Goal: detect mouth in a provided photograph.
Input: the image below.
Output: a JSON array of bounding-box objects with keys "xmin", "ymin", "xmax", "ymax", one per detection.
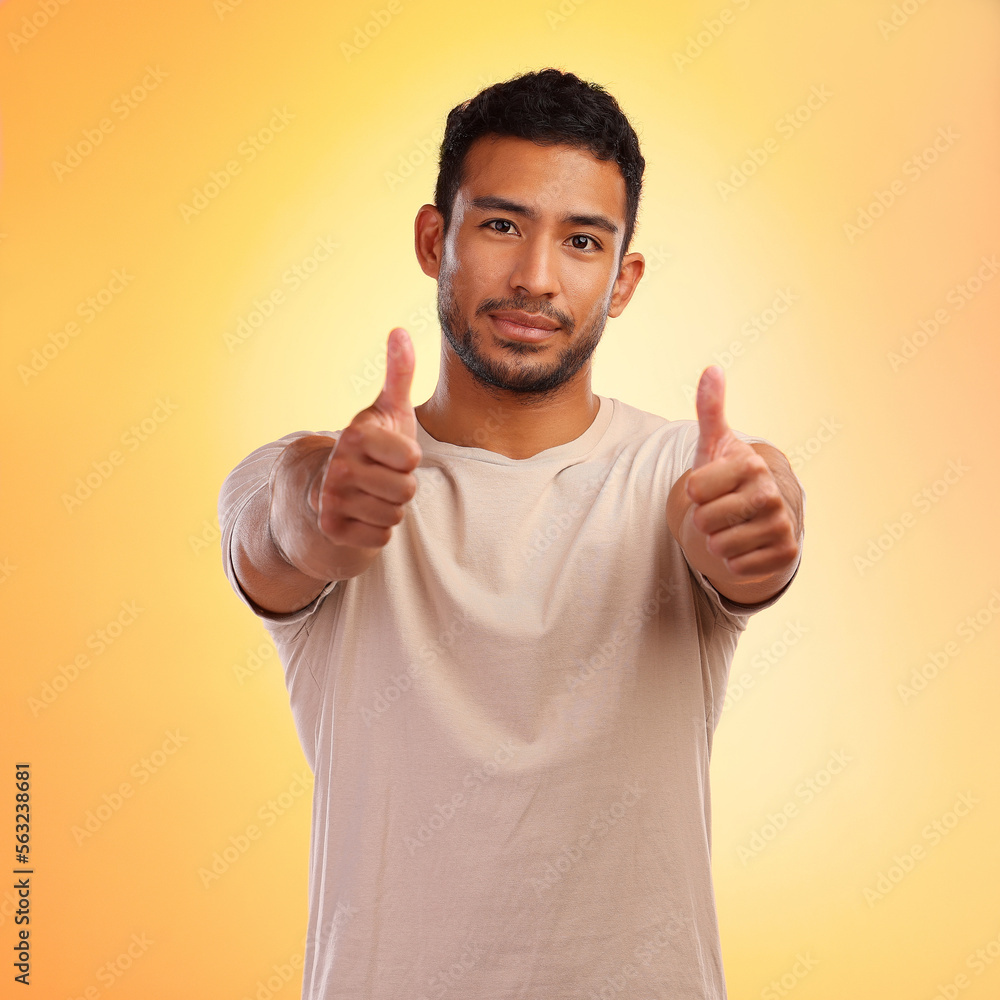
[{"xmin": 488, "ymin": 311, "xmax": 561, "ymax": 343}]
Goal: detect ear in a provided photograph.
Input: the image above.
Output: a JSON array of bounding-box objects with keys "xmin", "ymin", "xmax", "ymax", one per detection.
[
  {"xmin": 607, "ymin": 251, "xmax": 644, "ymax": 318},
  {"xmin": 414, "ymin": 204, "xmax": 445, "ymax": 279}
]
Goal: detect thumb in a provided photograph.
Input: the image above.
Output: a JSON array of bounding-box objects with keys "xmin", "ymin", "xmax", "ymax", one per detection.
[
  {"xmin": 692, "ymin": 364, "xmax": 729, "ymax": 469},
  {"xmin": 373, "ymin": 327, "xmax": 416, "ymax": 439}
]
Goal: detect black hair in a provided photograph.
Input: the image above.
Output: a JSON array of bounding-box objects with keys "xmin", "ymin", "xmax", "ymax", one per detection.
[{"xmin": 433, "ymin": 68, "xmax": 645, "ymax": 264}]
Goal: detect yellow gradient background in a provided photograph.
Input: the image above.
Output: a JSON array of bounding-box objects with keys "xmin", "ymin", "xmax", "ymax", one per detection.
[{"xmin": 2, "ymin": 0, "xmax": 999, "ymax": 997}]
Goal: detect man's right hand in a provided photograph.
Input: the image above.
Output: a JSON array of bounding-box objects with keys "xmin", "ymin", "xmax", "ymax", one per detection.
[
  {"xmin": 231, "ymin": 328, "xmax": 421, "ymax": 615},
  {"xmin": 307, "ymin": 326, "xmax": 422, "ymax": 553}
]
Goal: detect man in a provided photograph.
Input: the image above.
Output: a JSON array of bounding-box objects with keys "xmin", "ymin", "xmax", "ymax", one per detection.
[{"xmin": 219, "ymin": 68, "xmax": 804, "ymax": 999}]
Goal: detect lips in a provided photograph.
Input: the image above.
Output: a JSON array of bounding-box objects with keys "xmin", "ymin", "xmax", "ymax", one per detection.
[{"xmin": 488, "ymin": 310, "xmax": 560, "ymax": 342}]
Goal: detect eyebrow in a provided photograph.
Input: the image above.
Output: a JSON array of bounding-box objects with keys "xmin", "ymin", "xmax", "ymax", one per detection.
[{"xmin": 469, "ymin": 195, "xmax": 620, "ymax": 237}]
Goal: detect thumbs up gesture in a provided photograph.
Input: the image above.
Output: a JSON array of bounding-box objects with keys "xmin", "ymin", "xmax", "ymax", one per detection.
[
  {"xmin": 678, "ymin": 365, "xmax": 800, "ymax": 586},
  {"xmin": 310, "ymin": 327, "xmax": 422, "ymax": 553},
  {"xmin": 259, "ymin": 328, "xmax": 422, "ymax": 599}
]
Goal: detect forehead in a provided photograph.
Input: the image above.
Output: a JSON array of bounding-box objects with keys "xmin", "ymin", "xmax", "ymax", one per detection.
[{"xmin": 456, "ymin": 134, "xmax": 626, "ymax": 223}]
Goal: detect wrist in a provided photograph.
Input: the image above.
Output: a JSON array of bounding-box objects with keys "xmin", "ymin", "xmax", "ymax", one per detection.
[{"xmin": 268, "ymin": 436, "xmax": 337, "ymax": 580}]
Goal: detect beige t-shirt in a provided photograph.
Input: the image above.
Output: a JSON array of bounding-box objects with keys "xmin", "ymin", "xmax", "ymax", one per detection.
[{"xmin": 218, "ymin": 394, "xmax": 803, "ymax": 999}]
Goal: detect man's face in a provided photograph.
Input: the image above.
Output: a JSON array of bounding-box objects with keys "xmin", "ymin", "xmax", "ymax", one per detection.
[{"xmin": 433, "ymin": 135, "xmax": 636, "ymax": 397}]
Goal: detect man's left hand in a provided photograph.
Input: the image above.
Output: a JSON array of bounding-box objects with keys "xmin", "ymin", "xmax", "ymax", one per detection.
[{"xmin": 668, "ymin": 365, "xmax": 802, "ymax": 602}]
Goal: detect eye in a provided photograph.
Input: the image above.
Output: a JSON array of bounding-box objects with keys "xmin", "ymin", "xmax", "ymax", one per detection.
[
  {"xmin": 482, "ymin": 218, "xmax": 519, "ymax": 236},
  {"xmin": 568, "ymin": 233, "xmax": 601, "ymax": 252}
]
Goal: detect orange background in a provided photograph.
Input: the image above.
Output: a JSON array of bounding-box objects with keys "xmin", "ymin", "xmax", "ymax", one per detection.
[{"xmin": 2, "ymin": 1, "xmax": 999, "ymax": 997}]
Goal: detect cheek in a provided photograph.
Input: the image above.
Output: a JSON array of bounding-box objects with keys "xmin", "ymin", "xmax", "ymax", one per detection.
[
  {"xmin": 446, "ymin": 236, "xmax": 482, "ymax": 288},
  {"xmin": 567, "ymin": 270, "xmax": 615, "ymax": 322}
]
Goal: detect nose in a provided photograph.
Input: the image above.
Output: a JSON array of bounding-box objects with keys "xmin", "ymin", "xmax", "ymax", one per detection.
[{"xmin": 508, "ymin": 234, "xmax": 561, "ymax": 300}]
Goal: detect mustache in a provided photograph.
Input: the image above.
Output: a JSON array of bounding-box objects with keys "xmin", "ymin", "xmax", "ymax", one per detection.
[{"xmin": 476, "ymin": 296, "xmax": 574, "ymax": 333}]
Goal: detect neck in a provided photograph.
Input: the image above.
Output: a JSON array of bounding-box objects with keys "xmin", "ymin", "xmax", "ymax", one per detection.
[{"xmin": 414, "ymin": 353, "xmax": 600, "ymax": 460}]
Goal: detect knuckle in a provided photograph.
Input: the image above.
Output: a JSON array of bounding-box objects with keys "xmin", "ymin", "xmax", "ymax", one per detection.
[
  {"xmin": 327, "ymin": 456, "xmax": 352, "ymax": 486},
  {"xmin": 780, "ymin": 538, "xmax": 800, "ymax": 562},
  {"xmin": 754, "ymin": 488, "xmax": 780, "ymax": 512}
]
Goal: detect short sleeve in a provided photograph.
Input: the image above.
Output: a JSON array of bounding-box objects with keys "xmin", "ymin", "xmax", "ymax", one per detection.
[
  {"xmin": 217, "ymin": 429, "xmax": 342, "ymax": 631},
  {"xmin": 676, "ymin": 420, "xmax": 806, "ymax": 627}
]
